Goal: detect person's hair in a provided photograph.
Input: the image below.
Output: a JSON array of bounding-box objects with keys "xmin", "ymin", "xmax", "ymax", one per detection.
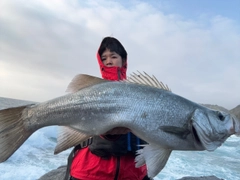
[{"xmin": 98, "ymin": 37, "xmax": 127, "ymax": 64}]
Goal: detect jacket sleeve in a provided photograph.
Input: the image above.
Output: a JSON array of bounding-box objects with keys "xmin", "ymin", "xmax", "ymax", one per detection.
[{"xmin": 100, "ymin": 134, "xmax": 121, "ymax": 141}]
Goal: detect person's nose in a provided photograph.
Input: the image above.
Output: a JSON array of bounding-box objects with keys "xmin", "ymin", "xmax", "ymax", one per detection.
[{"xmin": 105, "ymin": 57, "xmax": 113, "ymax": 66}]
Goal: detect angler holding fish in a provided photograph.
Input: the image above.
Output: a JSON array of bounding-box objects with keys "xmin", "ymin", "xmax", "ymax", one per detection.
[
  {"xmin": 0, "ymin": 37, "xmax": 240, "ymax": 179},
  {"xmin": 63, "ymin": 37, "xmax": 150, "ymax": 180}
]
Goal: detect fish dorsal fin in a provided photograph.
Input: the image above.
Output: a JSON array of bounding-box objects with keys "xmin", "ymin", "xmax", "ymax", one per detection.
[
  {"xmin": 66, "ymin": 74, "xmax": 107, "ymax": 93},
  {"xmin": 125, "ymin": 71, "xmax": 171, "ymax": 91}
]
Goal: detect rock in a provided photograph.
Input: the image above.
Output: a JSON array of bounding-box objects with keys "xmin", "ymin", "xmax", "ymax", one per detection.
[
  {"xmin": 177, "ymin": 176, "xmax": 224, "ymax": 180},
  {"xmin": 202, "ymin": 103, "xmax": 240, "ymax": 121},
  {"xmin": 38, "ymin": 166, "xmax": 224, "ymax": 180},
  {"xmin": 230, "ymin": 105, "xmax": 240, "ymax": 120},
  {"xmin": 38, "ymin": 166, "xmax": 67, "ymax": 180},
  {"xmin": 201, "ymin": 104, "xmax": 230, "ymax": 113}
]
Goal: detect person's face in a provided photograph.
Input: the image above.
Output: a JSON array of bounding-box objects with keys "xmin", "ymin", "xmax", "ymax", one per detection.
[{"xmin": 101, "ymin": 49, "xmax": 122, "ymax": 67}]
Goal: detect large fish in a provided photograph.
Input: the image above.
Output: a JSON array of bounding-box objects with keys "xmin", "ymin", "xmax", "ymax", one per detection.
[{"xmin": 0, "ymin": 72, "xmax": 239, "ymax": 178}]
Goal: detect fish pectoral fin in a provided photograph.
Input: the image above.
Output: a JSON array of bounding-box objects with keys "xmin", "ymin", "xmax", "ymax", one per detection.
[
  {"xmin": 159, "ymin": 125, "xmax": 190, "ymax": 138},
  {"xmin": 66, "ymin": 74, "xmax": 108, "ymax": 93},
  {"xmin": 54, "ymin": 126, "xmax": 91, "ymax": 154},
  {"xmin": 135, "ymin": 144, "xmax": 172, "ymax": 178}
]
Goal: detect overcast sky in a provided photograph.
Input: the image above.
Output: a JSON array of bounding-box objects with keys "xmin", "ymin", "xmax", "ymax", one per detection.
[{"xmin": 0, "ymin": 0, "xmax": 240, "ymax": 110}]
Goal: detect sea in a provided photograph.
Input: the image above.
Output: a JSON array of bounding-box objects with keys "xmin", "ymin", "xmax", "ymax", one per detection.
[{"xmin": 0, "ymin": 97, "xmax": 239, "ymax": 180}]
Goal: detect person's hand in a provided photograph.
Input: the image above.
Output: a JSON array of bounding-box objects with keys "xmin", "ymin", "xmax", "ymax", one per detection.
[{"xmin": 104, "ymin": 127, "xmax": 131, "ymax": 135}]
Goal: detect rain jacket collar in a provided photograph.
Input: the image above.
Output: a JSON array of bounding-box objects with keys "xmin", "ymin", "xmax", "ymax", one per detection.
[{"xmin": 97, "ymin": 51, "xmax": 127, "ymax": 81}]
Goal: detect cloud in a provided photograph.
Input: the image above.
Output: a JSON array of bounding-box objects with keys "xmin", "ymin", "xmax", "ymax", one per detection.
[{"xmin": 0, "ymin": 0, "xmax": 239, "ymax": 109}]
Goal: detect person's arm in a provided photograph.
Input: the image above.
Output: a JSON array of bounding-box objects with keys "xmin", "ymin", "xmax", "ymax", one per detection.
[{"xmin": 101, "ymin": 127, "xmax": 131, "ymax": 140}]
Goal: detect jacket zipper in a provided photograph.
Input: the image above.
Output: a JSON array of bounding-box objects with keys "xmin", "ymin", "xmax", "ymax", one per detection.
[
  {"xmin": 114, "ymin": 156, "xmax": 120, "ymax": 180},
  {"xmin": 114, "ymin": 68, "xmax": 121, "ymax": 180}
]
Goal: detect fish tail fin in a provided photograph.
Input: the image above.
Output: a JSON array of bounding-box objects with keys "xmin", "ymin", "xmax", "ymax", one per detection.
[{"xmin": 0, "ymin": 106, "xmax": 32, "ymax": 162}]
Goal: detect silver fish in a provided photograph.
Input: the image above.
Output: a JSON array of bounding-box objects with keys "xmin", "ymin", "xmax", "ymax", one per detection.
[{"xmin": 0, "ymin": 72, "xmax": 239, "ymax": 178}]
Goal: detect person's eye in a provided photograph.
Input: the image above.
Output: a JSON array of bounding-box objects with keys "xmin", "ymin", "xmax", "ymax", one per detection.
[{"xmin": 102, "ymin": 58, "xmax": 106, "ymax": 61}]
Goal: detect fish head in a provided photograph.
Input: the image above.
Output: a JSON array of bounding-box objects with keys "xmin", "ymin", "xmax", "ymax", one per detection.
[{"xmin": 191, "ymin": 108, "xmax": 240, "ymax": 151}]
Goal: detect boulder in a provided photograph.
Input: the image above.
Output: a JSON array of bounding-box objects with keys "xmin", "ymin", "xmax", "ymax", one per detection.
[
  {"xmin": 38, "ymin": 166, "xmax": 67, "ymax": 180},
  {"xmin": 230, "ymin": 105, "xmax": 240, "ymax": 120},
  {"xmin": 177, "ymin": 176, "xmax": 223, "ymax": 180},
  {"xmin": 38, "ymin": 166, "xmax": 224, "ymax": 180}
]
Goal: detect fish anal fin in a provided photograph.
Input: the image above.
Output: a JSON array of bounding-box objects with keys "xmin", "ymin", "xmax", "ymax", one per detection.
[
  {"xmin": 54, "ymin": 126, "xmax": 91, "ymax": 154},
  {"xmin": 135, "ymin": 144, "xmax": 172, "ymax": 178},
  {"xmin": 66, "ymin": 74, "xmax": 108, "ymax": 93}
]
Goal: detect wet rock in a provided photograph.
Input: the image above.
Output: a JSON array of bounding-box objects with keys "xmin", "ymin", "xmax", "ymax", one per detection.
[
  {"xmin": 177, "ymin": 176, "xmax": 224, "ymax": 180},
  {"xmin": 38, "ymin": 166, "xmax": 67, "ymax": 180},
  {"xmin": 38, "ymin": 166, "xmax": 224, "ymax": 180}
]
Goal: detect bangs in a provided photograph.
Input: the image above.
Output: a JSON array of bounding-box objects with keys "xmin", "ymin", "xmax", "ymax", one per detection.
[{"xmin": 98, "ymin": 37, "xmax": 127, "ymax": 61}]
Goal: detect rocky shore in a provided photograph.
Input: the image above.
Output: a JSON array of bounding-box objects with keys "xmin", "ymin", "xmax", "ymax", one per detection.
[{"xmin": 38, "ymin": 165, "xmax": 224, "ymax": 180}]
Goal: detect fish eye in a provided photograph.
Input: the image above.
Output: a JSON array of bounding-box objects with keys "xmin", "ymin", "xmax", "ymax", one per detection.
[{"xmin": 217, "ymin": 111, "xmax": 225, "ymax": 121}]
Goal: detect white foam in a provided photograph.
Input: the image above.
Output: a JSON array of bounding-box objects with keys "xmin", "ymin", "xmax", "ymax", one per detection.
[{"xmin": 0, "ymin": 127, "xmax": 71, "ymax": 180}]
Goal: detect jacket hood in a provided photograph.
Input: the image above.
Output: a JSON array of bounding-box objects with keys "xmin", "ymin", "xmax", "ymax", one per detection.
[{"xmin": 97, "ymin": 51, "xmax": 127, "ymax": 81}]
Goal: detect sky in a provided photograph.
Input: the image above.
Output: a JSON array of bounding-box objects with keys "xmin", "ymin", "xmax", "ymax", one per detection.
[{"xmin": 0, "ymin": 0, "xmax": 240, "ymax": 110}]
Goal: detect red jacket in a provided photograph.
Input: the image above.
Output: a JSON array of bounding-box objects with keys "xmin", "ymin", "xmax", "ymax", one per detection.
[{"xmin": 70, "ymin": 52, "xmax": 147, "ymax": 180}]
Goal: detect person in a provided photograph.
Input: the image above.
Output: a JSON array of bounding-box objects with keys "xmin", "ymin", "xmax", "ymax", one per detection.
[{"xmin": 65, "ymin": 37, "xmax": 150, "ymax": 180}]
